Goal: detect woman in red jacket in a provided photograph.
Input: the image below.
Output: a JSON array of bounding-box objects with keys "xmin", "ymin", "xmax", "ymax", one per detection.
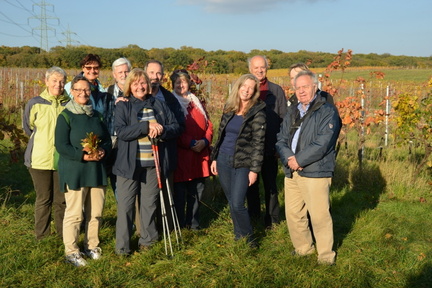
[{"xmin": 170, "ymin": 71, "xmax": 213, "ymax": 230}]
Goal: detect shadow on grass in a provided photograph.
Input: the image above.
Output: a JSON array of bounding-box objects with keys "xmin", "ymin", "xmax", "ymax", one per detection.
[
  {"xmin": 202, "ymin": 168, "xmax": 289, "ymax": 243},
  {"xmin": 199, "ymin": 176, "xmax": 228, "ymax": 229},
  {"xmin": 0, "ymin": 152, "xmax": 34, "ymax": 208},
  {"xmin": 405, "ymin": 260, "xmax": 432, "ymax": 288},
  {"xmin": 332, "ymin": 160, "xmax": 387, "ymax": 250}
]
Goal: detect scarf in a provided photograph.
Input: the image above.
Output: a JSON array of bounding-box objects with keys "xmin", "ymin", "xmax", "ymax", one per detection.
[
  {"xmin": 65, "ymin": 97, "xmax": 94, "ymax": 117},
  {"xmin": 172, "ymin": 91, "xmax": 207, "ymax": 121}
]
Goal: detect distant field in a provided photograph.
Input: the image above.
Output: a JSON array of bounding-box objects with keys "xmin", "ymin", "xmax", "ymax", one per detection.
[
  {"xmin": 268, "ymin": 67, "xmax": 432, "ymax": 82},
  {"xmin": 1, "ymin": 67, "xmax": 430, "ymax": 111}
]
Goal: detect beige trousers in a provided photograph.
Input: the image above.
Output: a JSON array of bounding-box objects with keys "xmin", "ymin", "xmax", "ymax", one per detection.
[
  {"xmin": 284, "ymin": 173, "xmax": 336, "ymax": 264},
  {"xmin": 63, "ymin": 185, "xmax": 105, "ymax": 256}
]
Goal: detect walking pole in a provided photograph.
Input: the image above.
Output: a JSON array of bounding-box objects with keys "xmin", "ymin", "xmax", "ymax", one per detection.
[
  {"xmin": 165, "ymin": 177, "xmax": 183, "ymax": 246},
  {"xmin": 150, "ymin": 137, "xmax": 173, "ymax": 257}
]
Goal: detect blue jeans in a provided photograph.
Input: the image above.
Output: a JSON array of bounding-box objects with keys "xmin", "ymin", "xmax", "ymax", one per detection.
[{"xmin": 216, "ymin": 152, "xmax": 253, "ymax": 240}]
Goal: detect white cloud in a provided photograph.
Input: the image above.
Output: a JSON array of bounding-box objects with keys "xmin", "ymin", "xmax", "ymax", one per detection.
[{"xmin": 178, "ymin": 0, "xmax": 301, "ymax": 14}]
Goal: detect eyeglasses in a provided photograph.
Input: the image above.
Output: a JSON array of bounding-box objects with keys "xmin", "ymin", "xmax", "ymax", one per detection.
[
  {"xmin": 84, "ymin": 66, "xmax": 100, "ymax": 71},
  {"xmin": 72, "ymin": 88, "xmax": 91, "ymax": 94}
]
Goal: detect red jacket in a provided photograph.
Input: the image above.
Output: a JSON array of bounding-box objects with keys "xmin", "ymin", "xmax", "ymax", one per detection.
[{"xmin": 174, "ymin": 101, "xmax": 213, "ymax": 182}]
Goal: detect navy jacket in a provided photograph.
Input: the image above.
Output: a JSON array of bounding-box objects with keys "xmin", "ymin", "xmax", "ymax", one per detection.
[
  {"xmin": 113, "ymin": 95, "xmax": 182, "ymax": 179},
  {"xmin": 276, "ymin": 94, "xmax": 341, "ymax": 178}
]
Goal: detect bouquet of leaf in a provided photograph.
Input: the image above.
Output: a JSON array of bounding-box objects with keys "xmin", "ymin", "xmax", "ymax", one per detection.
[{"xmin": 81, "ymin": 132, "xmax": 101, "ymax": 157}]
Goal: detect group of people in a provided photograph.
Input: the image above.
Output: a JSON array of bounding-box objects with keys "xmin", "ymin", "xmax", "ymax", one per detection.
[{"xmin": 23, "ymin": 53, "xmax": 341, "ymax": 267}]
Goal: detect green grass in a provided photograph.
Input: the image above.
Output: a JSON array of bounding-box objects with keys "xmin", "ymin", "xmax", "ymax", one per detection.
[
  {"xmin": 1, "ymin": 141, "xmax": 432, "ymax": 287},
  {"xmin": 324, "ymin": 68, "xmax": 432, "ymax": 82}
]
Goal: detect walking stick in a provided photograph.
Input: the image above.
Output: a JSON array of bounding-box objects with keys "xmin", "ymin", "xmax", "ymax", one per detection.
[
  {"xmin": 150, "ymin": 137, "xmax": 173, "ymax": 257},
  {"xmin": 165, "ymin": 177, "xmax": 183, "ymax": 246}
]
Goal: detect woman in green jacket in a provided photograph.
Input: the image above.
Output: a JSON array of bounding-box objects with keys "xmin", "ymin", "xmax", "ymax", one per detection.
[{"xmin": 55, "ymin": 75, "xmax": 111, "ymax": 267}]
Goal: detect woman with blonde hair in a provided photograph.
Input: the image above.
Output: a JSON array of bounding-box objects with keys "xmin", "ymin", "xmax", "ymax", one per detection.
[
  {"xmin": 210, "ymin": 74, "xmax": 266, "ymax": 246},
  {"xmin": 113, "ymin": 68, "xmax": 181, "ymax": 255}
]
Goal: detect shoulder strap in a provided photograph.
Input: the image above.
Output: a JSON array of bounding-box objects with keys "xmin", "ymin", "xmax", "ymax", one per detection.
[
  {"xmin": 60, "ymin": 110, "xmax": 70, "ymax": 125},
  {"xmin": 289, "ymin": 99, "xmax": 324, "ymax": 135}
]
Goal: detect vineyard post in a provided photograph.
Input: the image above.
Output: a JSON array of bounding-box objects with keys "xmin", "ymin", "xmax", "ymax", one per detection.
[
  {"xmin": 318, "ymin": 74, "xmax": 322, "ymax": 90},
  {"xmin": 385, "ymin": 85, "xmax": 390, "ymax": 146},
  {"xmin": 206, "ymin": 79, "xmax": 212, "ymax": 96},
  {"xmin": 0, "ymin": 69, "xmax": 2, "ymax": 105},
  {"xmin": 15, "ymin": 73, "xmax": 19, "ymax": 106},
  {"xmin": 20, "ymin": 81, "xmax": 24, "ymax": 129},
  {"xmin": 359, "ymin": 83, "xmax": 365, "ymax": 166}
]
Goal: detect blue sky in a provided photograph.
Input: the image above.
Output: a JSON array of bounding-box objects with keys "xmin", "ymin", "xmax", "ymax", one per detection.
[{"xmin": 0, "ymin": 0, "xmax": 431, "ymax": 57}]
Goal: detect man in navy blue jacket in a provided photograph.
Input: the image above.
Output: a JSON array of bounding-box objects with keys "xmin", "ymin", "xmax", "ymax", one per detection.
[{"xmin": 276, "ymin": 70, "xmax": 341, "ymax": 265}]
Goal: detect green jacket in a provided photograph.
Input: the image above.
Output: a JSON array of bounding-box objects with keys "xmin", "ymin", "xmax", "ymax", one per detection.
[
  {"xmin": 55, "ymin": 109, "xmax": 112, "ymax": 192},
  {"xmin": 24, "ymin": 89, "xmax": 70, "ymax": 170}
]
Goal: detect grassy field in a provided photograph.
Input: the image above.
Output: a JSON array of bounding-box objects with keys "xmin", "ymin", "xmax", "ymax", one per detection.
[
  {"xmin": 1, "ymin": 132, "xmax": 432, "ymax": 287},
  {"xmin": 268, "ymin": 67, "xmax": 432, "ymax": 82},
  {"xmin": 1, "ymin": 66, "xmax": 431, "ymax": 287}
]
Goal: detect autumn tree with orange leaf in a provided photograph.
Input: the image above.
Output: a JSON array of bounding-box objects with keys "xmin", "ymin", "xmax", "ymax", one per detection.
[{"xmin": 319, "ymin": 49, "xmax": 386, "ymax": 163}]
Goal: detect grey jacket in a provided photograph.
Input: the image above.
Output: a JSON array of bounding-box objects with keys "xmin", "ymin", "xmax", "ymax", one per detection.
[{"xmin": 276, "ymin": 95, "xmax": 341, "ymax": 178}]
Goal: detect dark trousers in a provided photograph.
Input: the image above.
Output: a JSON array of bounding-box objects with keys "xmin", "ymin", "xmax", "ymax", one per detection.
[
  {"xmin": 28, "ymin": 168, "xmax": 65, "ymax": 239},
  {"xmin": 174, "ymin": 178, "xmax": 205, "ymax": 230},
  {"xmin": 115, "ymin": 167, "xmax": 159, "ymax": 254},
  {"xmin": 246, "ymin": 154, "xmax": 280, "ymax": 227}
]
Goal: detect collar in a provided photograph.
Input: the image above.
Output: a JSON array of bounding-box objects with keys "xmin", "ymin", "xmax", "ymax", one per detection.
[
  {"xmin": 297, "ymin": 94, "xmax": 318, "ymax": 116},
  {"xmin": 259, "ymin": 77, "xmax": 268, "ymax": 87}
]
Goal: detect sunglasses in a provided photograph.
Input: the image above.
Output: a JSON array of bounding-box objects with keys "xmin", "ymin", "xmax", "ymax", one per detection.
[{"xmin": 84, "ymin": 66, "xmax": 100, "ymax": 71}]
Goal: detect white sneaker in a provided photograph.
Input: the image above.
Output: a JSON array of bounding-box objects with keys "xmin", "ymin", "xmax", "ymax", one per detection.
[
  {"xmin": 85, "ymin": 247, "xmax": 102, "ymax": 260},
  {"xmin": 65, "ymin": 252, "xmax": 87, "ymax": 267}
]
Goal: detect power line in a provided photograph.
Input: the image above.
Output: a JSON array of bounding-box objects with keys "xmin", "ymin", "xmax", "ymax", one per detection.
[
  {"xmin": 7, "ymin": 0, "xmax": 37, "ymax": 16},
  {"xmin": 59, "ymin": 24, "xmax": 80, "ymax": 47},
  {"xmin": 0, "ymin": 11, "xmax": 35, "ymax": 35},
  {"xmin": 28, "ymin": 0, "xmax": 59, "ymax": 52},
  {"xmin": 2, "ymin": 0, "xmax": 85, "ymax": 49}
]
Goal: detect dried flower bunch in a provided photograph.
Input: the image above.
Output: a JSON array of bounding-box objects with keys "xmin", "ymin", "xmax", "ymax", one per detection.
[{"xmin": 81, "ymin": 132, "xmax": 101, "ymax": 156}]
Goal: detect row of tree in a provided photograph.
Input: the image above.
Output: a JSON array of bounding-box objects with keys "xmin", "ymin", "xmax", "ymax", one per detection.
[{"xmin": 1, "ymin": 45, "xmax": 431, "ymax": 74}]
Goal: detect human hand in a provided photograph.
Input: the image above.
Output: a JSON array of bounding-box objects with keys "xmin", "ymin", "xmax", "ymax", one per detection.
[
  {"xmin": 83, "ymin": 148, "xmax": 105, "ymax": 162},
  {"xmin": 191, "ymin": 139, "xmax": 206, "ymax": 153},
  {"xmin": 210, "ymin": 161, "xmax": 218, "ymax": 175},
  {"xmin": 149, "ymin": 122, "xmax": 164, "ymax": 138},
  {"xmin": 115, "ymin": 97, "xmax": 128, "ymax": 104},
  {"xmin": 248, "ymin": 171, "xmax": 258, "ymax": 186},
  {"xmin": 288, "ymin": 156, "xmax": 302, "ymax": 171}
]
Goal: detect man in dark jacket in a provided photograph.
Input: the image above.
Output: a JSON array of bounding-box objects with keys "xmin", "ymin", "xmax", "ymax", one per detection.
[
  {"xmin": 144, "ymin": 60, "xmax": 185, "ymax": 230},
  {"xmin": 276, "ymin": 70, "xmax": 341, "ymax": 265},
  {"xmin": 144, "ymin": 60, "xmax": 185, "ymax": 172},
  {"xmin": 247, "ymin": 55, "xmax": 287, "ymax": 228},
  {"xmin": 104, "ymin": 57, "xmax": 132, "ymax": 194}
]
